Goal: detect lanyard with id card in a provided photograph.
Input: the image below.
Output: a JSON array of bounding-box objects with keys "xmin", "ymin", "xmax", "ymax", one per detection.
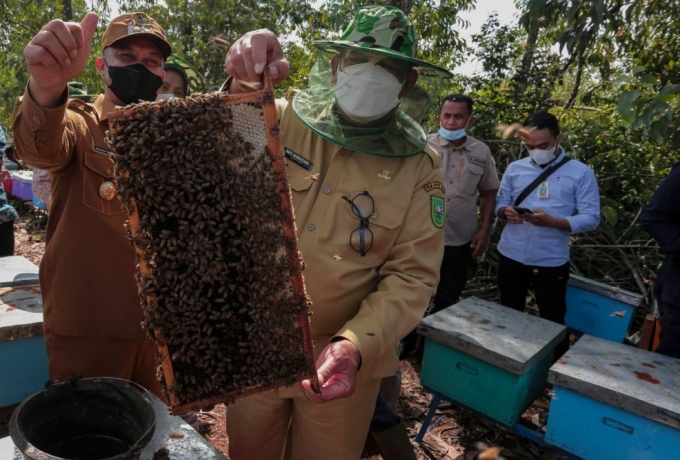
[{"xmin": 512, "ymin": 156, "xmax": 571, "ymax": 207}]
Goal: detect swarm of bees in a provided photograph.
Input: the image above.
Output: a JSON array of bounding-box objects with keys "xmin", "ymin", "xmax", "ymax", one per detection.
[{"xmin": 107, "ymin": 89, "xmax": 316, "ymax": 413}]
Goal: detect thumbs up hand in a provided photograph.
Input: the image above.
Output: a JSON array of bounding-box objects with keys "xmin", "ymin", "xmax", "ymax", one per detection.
[{"xmin": 25, "ymin": 12, "xmax": 99, "ymax": 107}]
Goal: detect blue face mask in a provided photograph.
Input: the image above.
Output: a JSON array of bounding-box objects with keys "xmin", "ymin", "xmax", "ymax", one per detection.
[
  {"xmin": 439, "ymin": 127, "xmax": 467, "ymax": 141},
  {"xmin": 439, "ymin": 116, "xmax": 472, "ymax": 141}
]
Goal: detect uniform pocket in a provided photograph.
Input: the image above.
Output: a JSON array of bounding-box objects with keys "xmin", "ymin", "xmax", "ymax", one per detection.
[
  {"xmin": 331, "ymin": 192, "xmax": 404, "ymax": 266},
  {"xmin": 456, "ymin": 164, "xmax": 484, "ymax": 197},
  {"xmin": 83, "ymin": 152, "xmax": 124, "ymax": 216},
  {"xmin": 289, "ymin": 171, "xmax": 314, "ymax": 194}
]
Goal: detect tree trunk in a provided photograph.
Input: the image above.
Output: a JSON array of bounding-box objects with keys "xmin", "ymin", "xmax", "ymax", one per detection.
[
  {"xmin": 563, "ymin": 53, "xmax": 586, "ymax": 110},
  {"xmin": 385, "ymin": 0, "xmax": 413, "ymax": 14},
  {"xmin": 514, "ymin": 19, "xmax": 539, "ymax": 99},
  {"xmin": 62, "ymin": 0, "xmax": 72, "ymax": 20}
]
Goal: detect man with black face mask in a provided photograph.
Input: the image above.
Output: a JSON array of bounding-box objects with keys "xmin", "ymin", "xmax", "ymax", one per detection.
[{"xmin": 12, "ymin": 12, "xmax": 171, "ymax": 398}]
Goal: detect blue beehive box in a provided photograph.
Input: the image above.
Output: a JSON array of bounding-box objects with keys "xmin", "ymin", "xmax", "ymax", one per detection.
[
  {"xmin": 32, "ymin": 195, "xmax": 47, "ymax": 210},
  {"xmin": 565, "ymin": 274, "xmax": 643, "ymax": 342},
  {"xmin": 0, "ymin": 257, "xmax": 48, "ymax": 408},
  {"xmin": 546, "ymin": 334, "xmax": 680, "ymax": 460},
  {"xmin": 418, "ymin": 297, "xmax": 567, "ymax": 426}
]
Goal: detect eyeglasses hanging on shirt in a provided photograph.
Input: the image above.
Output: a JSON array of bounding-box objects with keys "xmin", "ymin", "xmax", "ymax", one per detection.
[{"xmin": 342, "ymin": 191, "xmax": 375, "ymax": 256}]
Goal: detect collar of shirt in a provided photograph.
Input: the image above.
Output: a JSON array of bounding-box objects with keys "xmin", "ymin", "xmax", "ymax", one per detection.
[
  {"xmin": 436, "ymin": 133, "xmax": 470, "ymax": 151},
  {"xmin": 93, "ymin": 94, "xmax": 118, "ymax": 123}
]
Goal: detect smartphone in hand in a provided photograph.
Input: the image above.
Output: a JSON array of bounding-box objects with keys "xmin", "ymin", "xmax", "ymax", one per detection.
[{"xmin": 512, "ymin": 206, "xmax": 533, "ymax": 215}]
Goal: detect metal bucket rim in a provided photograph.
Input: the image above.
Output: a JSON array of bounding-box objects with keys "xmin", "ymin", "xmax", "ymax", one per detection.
[{"xmin": 9, "ymin": 377, "xmax": 156, "ymax": 460}]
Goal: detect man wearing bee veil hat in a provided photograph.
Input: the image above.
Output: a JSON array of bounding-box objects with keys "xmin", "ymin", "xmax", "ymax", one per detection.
[
  {"xmin": 12, "ymin": 11, "xmax": 171, "ymax": 398},
  {"xmin": 223, "ymin": 5, "xmax": 451, "ymax": 459}
]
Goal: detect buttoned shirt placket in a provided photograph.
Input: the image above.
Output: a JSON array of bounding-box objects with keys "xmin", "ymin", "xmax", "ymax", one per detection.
[{"xmin": 296, "ymin": 148, "xmax": 349, "ymax": 257}]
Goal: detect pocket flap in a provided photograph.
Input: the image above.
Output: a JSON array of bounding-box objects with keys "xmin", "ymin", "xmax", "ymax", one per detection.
[
  {"xmin": 370, "ymin": 200, "xmax": 403, "ymax": 230},
  {"xmin": 84, "ymin": 152, "xmax": 115, "ymax": 178},
  {"xmin": 288, "ymin": 170, "xmax": 315, "ymax": 193}
]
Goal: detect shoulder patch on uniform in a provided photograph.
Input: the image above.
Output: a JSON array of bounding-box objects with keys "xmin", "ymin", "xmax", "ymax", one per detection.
[
  {"xmin": 423, "ymin": 144, "xmax": 441, "ymax": 168},
  {"xmin": 67, "ymin": 98, "xmax": 90, "ymax": 110},
  {"xmin": 468, "ymin": 155, "xmax": 486, "ymax": 167},
  {"xmin": 430, "ymin": 196, "xmax": 445, "ymax": 228},
  {"xmin": 424, "ymin": 181, "xmax": 444, "ymax": 193}
]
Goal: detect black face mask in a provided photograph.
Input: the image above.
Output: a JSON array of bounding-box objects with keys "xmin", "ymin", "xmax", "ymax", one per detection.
[{"xmin": 106, "ymin": 62, "xmax": 164, "ymax": 105}]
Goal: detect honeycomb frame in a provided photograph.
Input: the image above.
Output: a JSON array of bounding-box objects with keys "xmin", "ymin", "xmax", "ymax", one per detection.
[{"xmin": 107, "ymin": 75, "xmax": 317, "ymax": 414}]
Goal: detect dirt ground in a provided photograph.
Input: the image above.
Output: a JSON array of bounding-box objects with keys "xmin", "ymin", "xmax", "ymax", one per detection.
[
  {"xmin": 13, "ymin": 212, "xmax": 569, "ymax": 459},
  {"xmin": 194, "ymin": 358, "xmax": 568, "ymax": 460}
]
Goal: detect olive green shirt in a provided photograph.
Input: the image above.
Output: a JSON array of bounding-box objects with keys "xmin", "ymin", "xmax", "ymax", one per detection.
[{"xmin": 281, "ymin": 101, "xmax": 445, "ymax": 381}]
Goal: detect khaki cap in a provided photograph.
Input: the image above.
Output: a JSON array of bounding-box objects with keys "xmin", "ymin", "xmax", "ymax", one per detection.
[{"xmin": 102, "ymin": 12, "xmax": 172, "ymax": 59}]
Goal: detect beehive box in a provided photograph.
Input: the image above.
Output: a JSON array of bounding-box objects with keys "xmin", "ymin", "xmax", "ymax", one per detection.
[
  {"xmin": 32, "ymin": 196, "xmax": 47, "ymax": 210},
  {"xmin": 418, "ymin": 297, "xmax": 567, "ymax": 426},
  {"xmin": 565, "ymin": 274, "xmax": 643, "ymax": 342},
  {"xmin": 0, "ymin": 284, "xmax": 48, "ymax": 407},
  {"xmin": 0, "ymin": 256, "xmax": 39, "ymax": 288},
  {"xmin": 108, "ymin": 77, "xmax": 317, "ymax": 414},
  {"xmin": 546, "ymin": 334, "xmax": 680, "ymax": 459},
  {"xmin": 9, "ymin": 171, "xmax": 32, "ymax": 201}
]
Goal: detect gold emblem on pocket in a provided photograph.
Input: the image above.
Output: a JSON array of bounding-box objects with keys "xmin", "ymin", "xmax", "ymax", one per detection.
[
  {"xmin": 378, "ymin": 169, "xmax": 392, "ymax": 180},
  {"xmin": 99, "ymin": 181, "xmax": 117, "ymax": 201}
]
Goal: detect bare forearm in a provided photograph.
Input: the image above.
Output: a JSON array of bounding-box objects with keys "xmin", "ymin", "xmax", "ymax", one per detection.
[{"xmin": 479, "ymin": 191, "xmax": 496, "ymax": 233}]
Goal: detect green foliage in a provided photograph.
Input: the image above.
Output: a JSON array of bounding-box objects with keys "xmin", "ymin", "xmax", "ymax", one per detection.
[
  {"xmin": 0, "ymin": 0, "xmax": 671, "ymax": 313},
  {"xmin": 461, "ymin": 1, "xmax": 676, "ymax": 312},
  {"xmin": 521, "ymin": 0, "xmax": 680, "ymax": 146},
  {"xmin": 114, "ymin": 0, "xmax": 316, "ymax": 93},
  {"xmin": 0, "ymin": 0, "xmax": 111, "ymax": 132},
  {"xmin": 459, "ymin": 14, "xmax": 563, "ymax": 170},
  {"xmin": 0, "ymin": 0, "xmax": 473, "ymax": 128}
]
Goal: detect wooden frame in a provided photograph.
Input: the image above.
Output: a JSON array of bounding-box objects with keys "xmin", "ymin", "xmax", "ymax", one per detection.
[{"xmin": 108, "ymin": 73, "xmax": 318, "ymax": 414}]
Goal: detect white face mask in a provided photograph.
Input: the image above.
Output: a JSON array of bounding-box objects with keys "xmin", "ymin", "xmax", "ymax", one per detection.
[
  {"xmin": 528, "ymin": 143, "xmax": 558, "ymax": 166},
  {"xmin": 156, "ymin": 93, "xmax": 175, "ymax": 101},
  {"xmin": 334, "ymin": 63, "xmax": 404, "ymax": 123}
]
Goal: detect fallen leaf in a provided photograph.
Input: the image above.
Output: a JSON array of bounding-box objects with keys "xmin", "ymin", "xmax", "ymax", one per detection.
[
  {"xmin": 422, "ymin": 432, "xmax": 451, "ymax": 454},
  {"xmin": 479, "ymin": 446, "xmax": 502, "ymax": 460}
]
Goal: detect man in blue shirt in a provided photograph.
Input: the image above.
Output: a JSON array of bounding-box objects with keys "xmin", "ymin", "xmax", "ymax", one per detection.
[{"xmin": 495, "ymin": 111, "xmax": 600, "ymax": 356}]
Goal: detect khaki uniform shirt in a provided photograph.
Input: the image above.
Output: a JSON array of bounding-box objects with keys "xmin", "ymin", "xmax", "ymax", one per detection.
[
  {"xmin": 12, "ymin": 90, "xmax": 144, "ymax": 339},
  {"xmin": 428, "ymin": 133, "xmax": 500, "ymax": 247},
  {"xmin": 280, "ymin": 101, "xmax": 445, "ymax": 381}
]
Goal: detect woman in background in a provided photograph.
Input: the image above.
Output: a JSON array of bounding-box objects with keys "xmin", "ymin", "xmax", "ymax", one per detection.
[{"xmin": 158, "ymin": 55, "xmax": 205, "ymax": 99}]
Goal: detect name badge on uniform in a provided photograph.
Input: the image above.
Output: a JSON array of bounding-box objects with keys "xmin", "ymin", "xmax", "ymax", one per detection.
[
  {"xmin": 538, "ymin": 181, "xmax": 549, "ymax": 199},
  {"xmin": 283, "ymin": 146, "xmax": 313, "ymax": 171},
  {"xmin": 467, "ymin": 155, "xmax": 486, "ymax": 167}
]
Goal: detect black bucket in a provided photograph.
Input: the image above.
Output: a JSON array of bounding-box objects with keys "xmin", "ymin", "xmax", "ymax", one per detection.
[{"xmin": 9, "ymin": 377, "xmax": 156, "ymax": 460}]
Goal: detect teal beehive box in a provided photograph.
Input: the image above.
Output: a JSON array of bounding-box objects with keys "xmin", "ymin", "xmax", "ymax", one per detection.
[
  {"xmin": 546, "ymin": 334, "xmax": 680, "ymax": 460},
  {"xmin": 565, "ymin": 274, "xmax": 643, "ymax": 342},
  {"xmin": 418, "ymin": 297, "xmax": 567, "ymax": 426},
  {"xmin": 0, "ymin": 257, "xmax": 48, "ymax": 408}
]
